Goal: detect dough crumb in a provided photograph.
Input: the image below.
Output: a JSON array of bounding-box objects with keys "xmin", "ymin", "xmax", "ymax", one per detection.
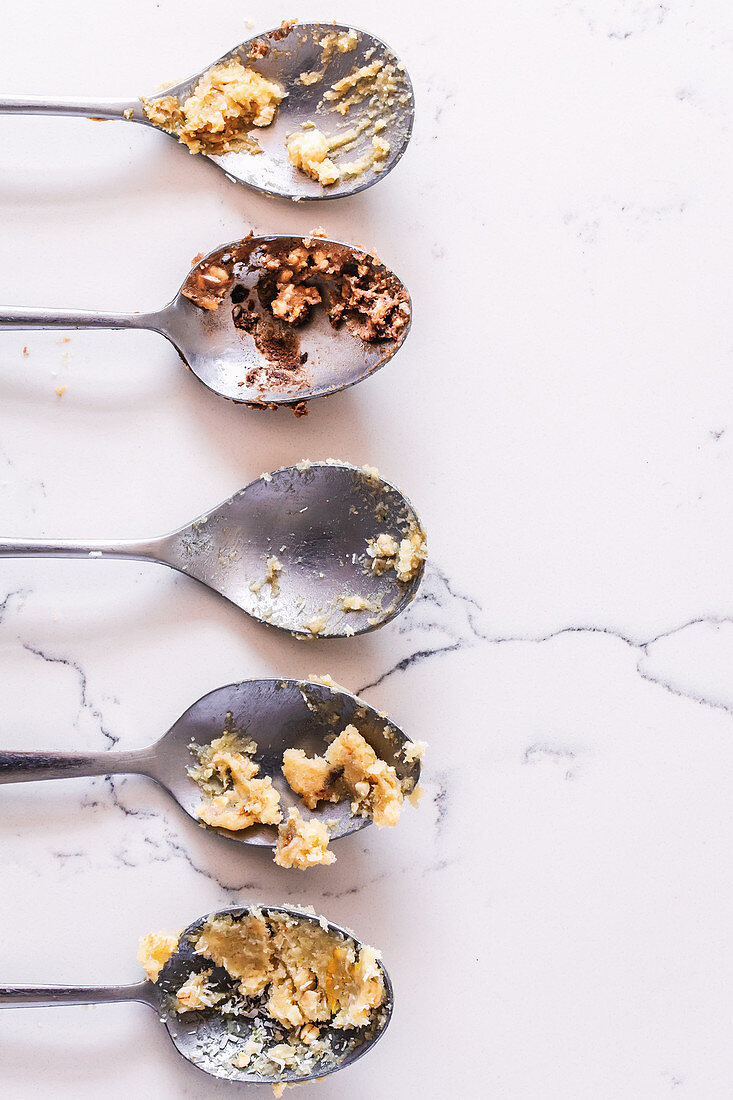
[
  {"xmin": 283, "ymin": 725, "xmax": 404, "ymax": 828},
  {"xmin": 175, "ymin": 969, "xmax": 225, "ymax": 1012},
  {"xmin": 408, "ymin": 785, "xmax": 425, "ymax": 807},
  {"xmin": 403, "ymin": 739, "xmax": 428, "ymax": 763},
  {"xmin": 307, "ymin": 672, "xmax": 342, "ymax": 689},
  {"xmin": 286, "ymin": 128, "xmax": 340, "ymax": 185},
  {"xmin": 340, "ymin": 595, "xmax": 373, "ymax": 612},
  {"xmin": 367, "ymin": 525, "xmax": 426, "ymax": 582},
  {"xmin": 137, "ymin": 930, "xmax": 177, "ymax": 982},
  {"xmin": 304, "ymin": 612, "xmax": 330, "ymax": 635},
  {"xmin": 395, "ymin": 527, "xmax": 428, "ymax": 582},
  {"xmin": 274, "ymin": 806, "xmax": 336, "ymax": 869},
  {"xmin": 320, "ymin": 28, "xmax": 358, "ymax": 63}
]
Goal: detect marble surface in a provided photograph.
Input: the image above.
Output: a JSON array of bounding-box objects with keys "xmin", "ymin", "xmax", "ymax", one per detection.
[{"xmin": 3, "ymin": 0, "xmax": 733, "ymax": 1096}]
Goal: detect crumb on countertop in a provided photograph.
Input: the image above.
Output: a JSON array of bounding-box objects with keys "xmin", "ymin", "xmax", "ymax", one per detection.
[{"xmin": 274, "ymin": 806, "xmax": 336, "ymax": 869}]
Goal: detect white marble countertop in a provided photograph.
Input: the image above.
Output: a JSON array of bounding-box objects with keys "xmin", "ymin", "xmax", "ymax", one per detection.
[{"xmin": 3, "ymin": 1, "xmax": 733, "ymax": 1096}]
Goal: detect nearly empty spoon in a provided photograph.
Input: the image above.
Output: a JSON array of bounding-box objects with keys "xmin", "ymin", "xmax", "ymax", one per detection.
[
  {"xmin": 0, "ymin": 905, "xmax": 393, "ymax": 1086},
  {"xmin": 0, "ymin": 461, "xmax": 426, "ymax": 636},
  {"xmin": 0, "ymin": 678, "xmax": 422, "ymax": 845},
  {"xmin": 0, "ymin": 23, "xmax": 414, "ymax": 200},
  {"xmin": 0, "ymin": 234, "xmax": 411, "ymax": 406}
]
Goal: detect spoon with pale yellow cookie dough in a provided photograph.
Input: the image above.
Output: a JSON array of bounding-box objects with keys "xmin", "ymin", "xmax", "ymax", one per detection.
[
  {"xmin": 0, "ymin": 234, "xmax": 411, "ymax": 406},
  {"xmin": 0, "ymin": 678, "xmax": 424, "ymax": 863},
  {"xmin": 0, "ymin": 461, "xmax": 427, "ymax": 636},
  {"xmin": 0, "ymin": 23, "xmax": 414, "ymax": 200},
  {"xmin": 0, "ymin": 904, "xmax": 394, "ymax": 1087}
]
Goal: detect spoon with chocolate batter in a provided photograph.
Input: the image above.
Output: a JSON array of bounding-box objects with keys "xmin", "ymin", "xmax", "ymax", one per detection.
[
  {"xmin": 0, "ymin": 678, "xmax": 422, "ymax": 845},
  {"xmin": 0, "ymin": 235, "xmax": 411, "ymax": 406},
  {"xmin": 0, "ymin": 905, "xmax": 394, "ymax": 1087},
  {"xmin": 0, "ymin": 462, "xmax": 426, "ymax": 636},
  {"xmin": 0, "ymin": 22, "xmax": 414, "ymax": 200}
]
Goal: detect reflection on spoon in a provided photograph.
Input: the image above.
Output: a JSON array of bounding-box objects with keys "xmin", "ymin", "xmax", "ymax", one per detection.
[
  {"xmin": 0, "ymin": 234, "xmax": 411, "ymax": 406},
  {"xmin": 0, "ymin": 462, "xmax": 427, "ymax": 636}
]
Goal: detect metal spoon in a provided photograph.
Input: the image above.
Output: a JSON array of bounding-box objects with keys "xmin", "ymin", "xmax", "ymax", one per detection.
[
  {"xmin": 0, "ymin": 23, "xmax": 414, "ymax": 201},
  {"xmin": 0, "ymin": 235, "xmax": 411, "ymax": 406},
  {"xmin": 0, "ymin": 677, "xmax": 421, "ymax": 845},
  {"xmin": 0, "ymin": 904, "xmax": 393, "ymax": 1086},
  {"xmin": 0, "ymin": 461, "xmax": 426, "ymax": 636}
]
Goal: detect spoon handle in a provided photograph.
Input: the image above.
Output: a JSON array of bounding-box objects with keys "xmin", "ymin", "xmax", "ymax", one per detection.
[
  {"xmin": 0, "ymin": 535, "xmax": 165, "ymax": 560},
  {"xmin": 0, "ymin": 96, "xmax": 148, "ymax": 123},
  {"xmin": 0, "ymin": 747, "xmax": 157, "ymax": 784},
  {"xmin": 0, "ymin": 982, "xmax": 155, "ymax": 1008},
  {"xmin": 0, "ymin": 305, "xmax": 164, "ymax": 332}
]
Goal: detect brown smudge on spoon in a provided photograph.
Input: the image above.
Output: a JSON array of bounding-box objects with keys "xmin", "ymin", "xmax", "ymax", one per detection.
[{"xmin": 180, "ymin": 234, "xmax": 409, "ymax": 404}]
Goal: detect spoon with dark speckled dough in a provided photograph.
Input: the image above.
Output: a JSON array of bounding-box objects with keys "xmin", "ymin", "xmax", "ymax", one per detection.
[
  {"xmin": 0, "ymin": 23, "xmax": 414, "ymax": 200},
  {"xmin": 0, "ymin": 462, "xmax": 426, "ymax": 636},
  {"xmin": 0, "ymin": 235, "xmax": 411, "ymax": 406},
  {"xmin": 0, "ymin": 905, "xmax": 394, "ymax": 1087},
  {"xmin": 0, "ymin": 677, "xmax": 422, "ymax": 845}
]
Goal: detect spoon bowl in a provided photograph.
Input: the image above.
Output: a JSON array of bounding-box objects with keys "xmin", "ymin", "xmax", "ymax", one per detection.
[
  {"xmin": 143, "ymin": 23, "xmax": 415, "ymax": 200},
  {"xmin": 163, "ymin": 461, "xmax": 426, "ymax": 636},
  {"xmin": 168, "ymin": 234, "xmax": 411, "ymax": 403},
  {"xmin": 156, "ymin": 906, "xmax": 394, "ymax": 1083},
  {"xmin": 156, "ymin": 677, "xmax": 421, "ymax": 845},
  {"xmin": 0, "ymin": 905, "xmax": 393, "ymax": 1087},
  {"xmin": 0, "ymin": 462, "xmax": 427, "ymax": 636}
]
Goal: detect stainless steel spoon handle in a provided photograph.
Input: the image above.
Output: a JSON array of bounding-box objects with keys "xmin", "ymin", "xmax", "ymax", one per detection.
[
  {"xmin": 0, "ymin": 747, "xmax": 157, "ymax": 784},
  {"xmin": 0, "ymin": 982, "xmax": 155, "ymax": 1008},
  {"xmin": 0, "ymin": 96, "xmax": 146, "ymax": 122},
  {"xmin": 0, "ymin": 536, "xmax": 164, "ymax": 560},
  {"xmin": 0, "ymin": 305, "xmax": 165, "ymax": 332}
]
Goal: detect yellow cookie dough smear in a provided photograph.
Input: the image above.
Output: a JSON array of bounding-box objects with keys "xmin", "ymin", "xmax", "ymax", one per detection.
[{"xmin": 340, "ymin": 594, "xmax": 374, "ymax": 612}]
